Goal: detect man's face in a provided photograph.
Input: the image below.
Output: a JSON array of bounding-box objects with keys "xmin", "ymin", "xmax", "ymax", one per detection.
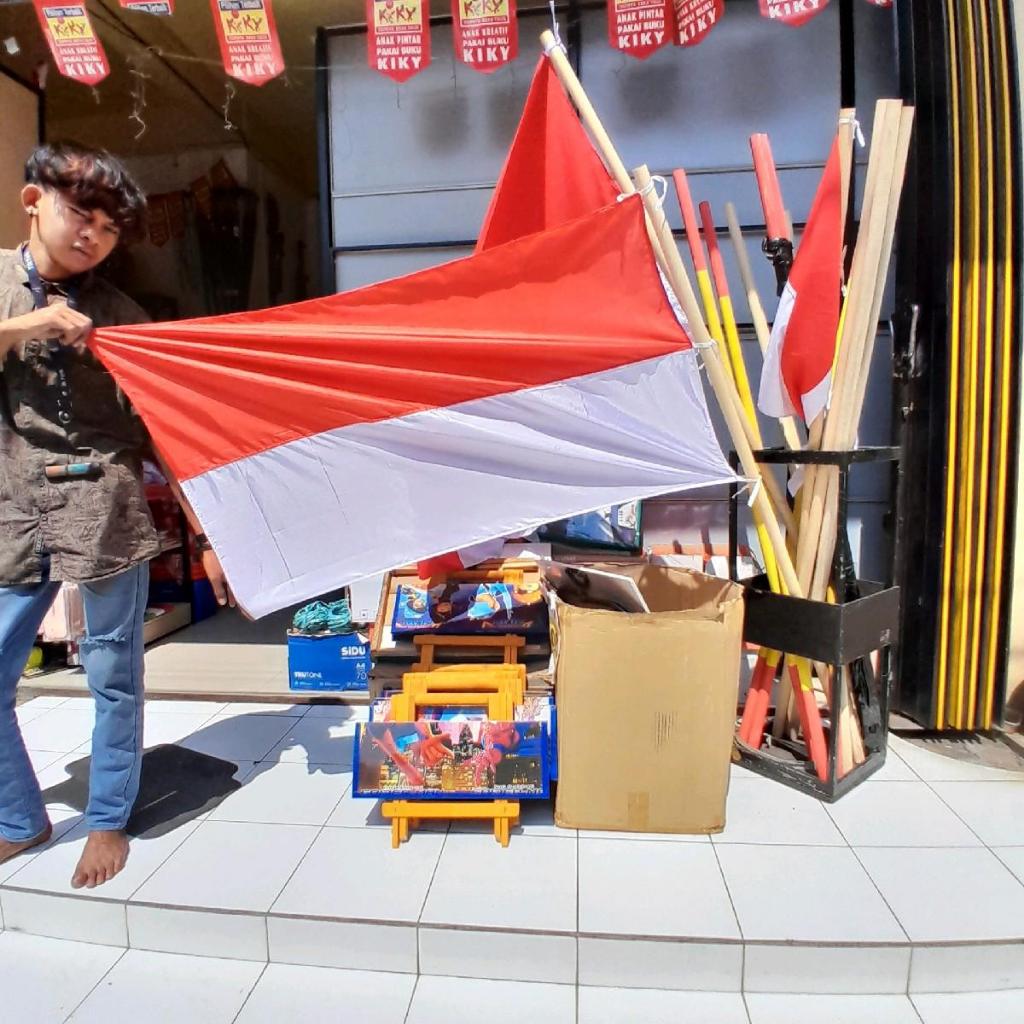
[{"xmin": 23, "ymin": 185, "xmax": 120, "ymax": 276}]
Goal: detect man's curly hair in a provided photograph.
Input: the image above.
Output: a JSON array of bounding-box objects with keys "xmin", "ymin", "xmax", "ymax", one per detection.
[{"xmin": 25, "ymin": 142, "xmax": 147, "ymax": 244}]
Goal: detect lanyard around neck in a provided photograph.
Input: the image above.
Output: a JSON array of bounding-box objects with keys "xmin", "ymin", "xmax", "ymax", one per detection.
[{"xmin": 20, "ymin": 245, "xmax": 80, "ymax": 312}]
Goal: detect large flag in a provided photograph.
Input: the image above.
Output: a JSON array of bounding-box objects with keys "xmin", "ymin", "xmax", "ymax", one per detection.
[
  {"xmin": 92, "ymin": 198, "xmax": 736, "ymax": 618},
  {"xmin": 476, "ymin": 58, "xmax": 619, "ymax": 251},
  {"xmin": 758, "ymin": 138, "xmax": 842, "ymax": 426}
]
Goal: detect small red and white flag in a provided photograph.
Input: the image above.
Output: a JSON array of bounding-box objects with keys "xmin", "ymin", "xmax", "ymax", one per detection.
[
  {"xmin": 758, "ymin": 138, "xmax": 843, "ymax": 426},
  {"xmin": 758, "ymin": 0, "xmax": 829, "ymax": 27}
]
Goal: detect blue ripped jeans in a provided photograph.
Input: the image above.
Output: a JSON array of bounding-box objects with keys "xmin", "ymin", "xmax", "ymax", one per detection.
[{"xmin": 0, "ymin": 561, "xmax": 148, "ymax": 841}]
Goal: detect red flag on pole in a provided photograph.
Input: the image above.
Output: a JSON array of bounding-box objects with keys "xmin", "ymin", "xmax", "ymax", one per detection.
[
  {"xmin": 32, "ymin": 2, "xmax": 110, "ymax": 86},
  {"xmin": 210, "ymin": 0, "xmax": 285, "ymax": 86},
  {"xmin": 120, "ymin": 0, "xmax": 174, "ymax": 14},
  {"xmin": 608, "ymin": 0, "xmax": 672, "ymax": 59},
  {"xmin": 673, "ymin": 0, "xmax": 723, "ymax": 46},
  {"xmin": 757, "ymin": 0, "xmax": 829, "ymax": 27},
  {"xmin": 476, "ymin": 58, "xmax": 619, "ymax": 251},
  {"xmin": 758, "ymin": 139, "xmax": 843, "ymax": 425},
  {"xmin": 367, "ymin": 0, "xmax": 431, "ymax": 83},
  {"xmin": 452, "ymin": 0, "xmax": 517, "ymax": 73}
]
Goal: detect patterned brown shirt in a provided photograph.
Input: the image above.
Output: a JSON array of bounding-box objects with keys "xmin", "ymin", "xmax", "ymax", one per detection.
[{"xmin": 0, "ymin": 246, "xmax": 159, "ymax": 584}]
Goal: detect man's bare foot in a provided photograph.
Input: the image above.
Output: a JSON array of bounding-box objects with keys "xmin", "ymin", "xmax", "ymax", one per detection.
[
  {"xmin": 71, "ymin": 830, "xmax": 129, "ymax": 889},
  {"xmin": 0, "ymin": 822, "xmax": 52, "ymax": 866}
]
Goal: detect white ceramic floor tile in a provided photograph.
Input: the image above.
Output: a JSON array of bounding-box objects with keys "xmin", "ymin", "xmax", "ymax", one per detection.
[
  {"xmin": 577, "ymin": 937, "xmax": 743, "ymax": 991},
  {"xmin": 141, "ymin": 712, "xmax": 223, "ymax": 748},
  {"xmin": 825, "ymin": 781, "xmax": 981, "ymax": 847},
  {"xmin": 67, "ymin": 949, "xmax": 263, "ymax": 1023},
  {"xmin": 326, "ymin": 779, "xmax": 446, "ymax": 833},
  {"xmin": 132, "ymin": 820, "xmax": 318, "ymax": 912},
  {"xmin": 17, "ymin": 695, "xmax": 69, "ymax": 709},
  {"xmin": 236, "ymin": 963, "xmax": 415, "ymax": 1024},
  {"xmin": 16, "ymin": 702, "xmax": 52, "ymax": 726},
  {"xmin": 143, "ymin": 699, "xmax": 227, "ymax": 715},
  {"xmin": 273, "ymin": 826, "xmax": 444, "ymax": 923},
  {"xmin": 127, "ymin": 904, "xmax": 268, "ymax": 961},
  {"xmin": 0, "ymin": 932, "xmax": 124, "ymax": 1022},
  {"xmin": 27, "ymin": 747, "xmax": 63, "ymax": 773},
  {"xmin": 208, "ymin": 762, "xmax": 347, "ymax": 826},
  {"xmin": 994, "ymin": 847, "xmax": 1024, "ymax": 885},
  {"xmin": 910, "ymin": 942, "xmax": 1024, "ymax": 993},
  {"xmin": 579, "ymin": 839, "xmax": 739, "ymax": 939},
  {"xmin": 406, "ymin": 976, "xmax": 575, "ymax": 1024},
  {"xmin": 268, "ymin": 915, "xmax": 418, "ymax": 973},
  {"xmin": 888, "ymin": 736, "xmax": 1024, "ymax": 782},
  {"xmin": 716, "ymin": 779, "xmax": 846, "ymax": 846},
  {"xmin": 578, "ymin": 987, "xmax": 749, "ymax": 1024},
  {"xmin": 857, "ymin": 847, "xmax": 1024, "ymax": 942},
  {"xmin": 913, "ymin": 989, "xmax": 1024, "ymax": 1023},
  {"xmin": 219, "ymin": 702, "xmax": 309, "ymax": 717},
  {"xmin": 3, "ymin": 819, "xmax": 201, "ymax": 901},
  {"xmin": 419, "ymin": 926, "xmax": 577, "ymax": 984},
  {"xmin": 304, "ymin": 703, "xmax": 370, "ymax": 720},
  {"xmin": 54, "ymin": 697, "xmax": 100, "ymax": 711},
  {"xmin": 422, "ymin": 832, "xmax": 576, "ymax": 932},
  {"xmin": 264, "ymin": 715, "xmax": 358, "ymax": 766},
  {"xmin": 716, "ymin": 845, "xmax": 905, "ymax": 942},
  {"xmin": 930, "ymin": 781, "xmax": 1024, "ymax": 846},
  {"xmin": 178, "ymin": 713, "xmax": 299, "ymax": 762},
  {"xmin": 0, "ymin": 888, "xmax": 127, "ymax": 945},
  {"xmin": 743, "ymin": 944, "xmax": 911, "ymax": 994},
  {"xmin": 577, "ymin": 828, "xmax": 710, "ymax": 842},
  {"xmin": 449, "ymin": 798, "xmax": 574, "ymax": 839},
  {"xmin": 19, "ymin": 709, "xmax": 96, "ymax": 753},
  {"xmin": 869, "ymin": 749, "xmax": 920, "ymax": 783},
  {"xmin": 746, "ymin": 993, "xmax": 919, "ymax": 1024}
]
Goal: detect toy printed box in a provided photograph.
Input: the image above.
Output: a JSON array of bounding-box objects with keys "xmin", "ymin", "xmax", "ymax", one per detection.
[{"xmin": 288, "ymin": 631, "xmax": 371, "ymax": 691}]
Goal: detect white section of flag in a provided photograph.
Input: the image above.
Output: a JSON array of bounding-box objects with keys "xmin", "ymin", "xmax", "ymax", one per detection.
[
  {"xmin": 182, "ymin": 351, "xmax": 737, "ymax": 618},
  {"xmin": 759, "ymin": 281, "xmax": 798, "ymax": 419}
]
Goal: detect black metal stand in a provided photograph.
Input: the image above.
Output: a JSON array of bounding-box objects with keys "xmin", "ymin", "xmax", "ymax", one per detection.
[{"xmin": 727, "ymin": 447, "xmax": 902, "ymax": 801}]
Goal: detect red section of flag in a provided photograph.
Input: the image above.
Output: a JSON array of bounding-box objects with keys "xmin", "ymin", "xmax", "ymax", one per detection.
[
  {"xmin": 452, "ymin": 0, "xmax": 517, "ymax": 73},
  {"xmin": 91, "ymin": 198, "xmax": 689, "ymax": 483},
  {"xmin": 32, "ymin": 1, "xmax": 110, "ymax": 86},
  {"xmin": 673, "ymin": 0, "xmax": 723, "ymax": 46},
  {"xmin": 209, "ymin": 0, "xmax": 285, "ymax": 86},
  {"xmin": 759, "ymin": 139, "xmax": 842, "ymax": 425},
  {"xmin": 367, "ymin": 0, "xmax": 431, "ymax": 83},
  {"xmin": 120, "ymin": 0, "xmax": 174, "ymax": 14},
  {"xmin": 476, "ymin": 59, "xmax": 619, "ymax": 251},
  {"xmin": 608, "ymin": 0, "xmax": 672, "ymax": 59},
  {"xmin": 757, "ymin": 0, "xmax": 829, "ymax": 27}
]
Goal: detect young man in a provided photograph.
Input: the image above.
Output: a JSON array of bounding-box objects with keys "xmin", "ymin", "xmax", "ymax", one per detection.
[{"xmin": 0, "ymin": 143, "xmax": 232, "ymax": 889}]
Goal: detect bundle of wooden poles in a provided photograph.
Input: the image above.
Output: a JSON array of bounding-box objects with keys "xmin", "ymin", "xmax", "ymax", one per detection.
[{"xmin": 538, "ymin": 30, "xmax": 913, "ymax": 782}]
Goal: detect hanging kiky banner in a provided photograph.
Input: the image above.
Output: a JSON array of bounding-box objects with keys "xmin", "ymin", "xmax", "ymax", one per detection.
[
  {"xmin": 673, "ymin": 0, "xmax": 723, "ymax": 46},
  {"xmin": 190, "ymin": 175, "xmax": 214, "ymax": 218},
  {"xmin": 166, "ymin": 192, "xmax": 187, "ymax": 240},
  {"xmin": 120, "ymin": 0, "xmax": 174, "ymax": 14},
  {"xmin": 367, "ymin": 0, "xmax": 431, "ymax": 82},
  {"xmin": 452, "ymin": 0, "xmax": 517, "ymax": 73},
  {"xmin": 608, "ymin": 0, "xmax": 671, "ymax": 59},
  {"xmin": 209, "ymin": 0, "xmax": 285, "ymax": 86},
  {"xmin": 757, "ymin": 0, "xmax": 829, "ymax": 27},
  {"xmin": 32, "ymin": 1, "xmax": 110, "ymax": 86},
  {"xmin": 148, "ymin": 195, "xmax": 171, "ymax": 247}
]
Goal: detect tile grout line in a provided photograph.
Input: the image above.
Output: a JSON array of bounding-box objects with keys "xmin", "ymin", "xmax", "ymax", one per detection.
[
  {"xmin": 416, "ymin": 823, "xmax": 451, "ymax": 964},
  {"xmin": 229, "ymin": 960, "xmax": 270, "ymax": 1024},
  {"xmin": 739, "ymin": 989, "xmax": 754, "ymax": 1024},
  {"xmin": 60, "ymin": 943, "xmax": 130, "ymax": 1023},
  {"xmin": 708, "ymin": 829, "xmax": 746, "ymax": 962},
  {"xmin": 403, "ymin": 974, "xmax": 420, "ymax": 1024},
  {"xmin": 263, "ymin": 822, "xmax": 328, "ymax": 945},
  {"xmin": 921, "ymin": 776, "xmax": 1022, "ymax": 866},
  {"xmin": 845, "ymin": 844, "xmax": 914, "ymax": 952}
]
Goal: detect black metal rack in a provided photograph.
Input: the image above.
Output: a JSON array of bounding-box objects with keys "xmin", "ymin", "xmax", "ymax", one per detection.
[{"xmin": 727, "ymin": 446, "xmax": 902, "ymax": 801}]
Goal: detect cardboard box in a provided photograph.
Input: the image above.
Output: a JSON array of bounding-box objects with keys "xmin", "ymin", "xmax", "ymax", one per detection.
[
  {"xmin": 552, "ymin": 564, "xmax": 744, "ymax": 835},
  {"xmin": 288, "ymin": 631, "xmax": 371, "ymax": 691}
]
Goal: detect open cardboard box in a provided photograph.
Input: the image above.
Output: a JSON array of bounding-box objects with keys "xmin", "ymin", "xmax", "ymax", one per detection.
[{"xmin": 551, "ymin": 563, "xmax": 744, "ymax": 835}]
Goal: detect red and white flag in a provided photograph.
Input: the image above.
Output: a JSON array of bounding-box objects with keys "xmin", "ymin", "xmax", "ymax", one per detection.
[
  {"xmin": 452, "ymin": 0, "xmax": 517, "ymax": 73},
  {"xmin": 608, "ymin": 0, "xmax": 672, "ymax": 59},
  {"xmin": 758, "ymin": 138, "xmax": 843, "ymax": 426},
  {"xmin": 210, "ymin": 0, "xmax": 285, "ymax": 86},
  {"xmin": 758, "ymin": 0, "xmax": 829, "ymax": 27},
  {"xmin": 92, "ymin": 199, "xmax": 735, "ymax": 618},
  {"xmin": 33, "ymin": 1, "xmax": 110, "ymax": 86},
  {"xmin": 368, "ymin": 0, "xmax": 431, "ymax": 83},
  {"xmin": 673, "ymin": 0, "xmax": 723, "ymax": 46}
]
